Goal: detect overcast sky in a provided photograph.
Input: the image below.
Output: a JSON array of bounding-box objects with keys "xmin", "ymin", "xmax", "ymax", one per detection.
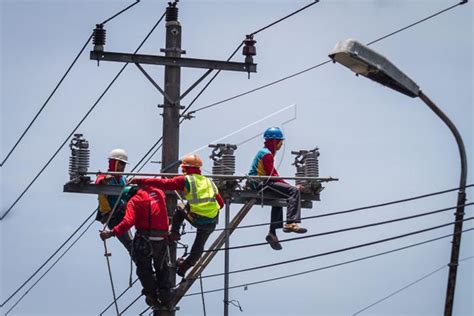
[{"xmin": 1, "ymin": 0, "xmax": 473, "ymax": 315}]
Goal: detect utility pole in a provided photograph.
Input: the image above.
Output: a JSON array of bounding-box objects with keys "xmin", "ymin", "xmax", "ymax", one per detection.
[
  {"xmin": 90, "ymin": 2, "xmax": 257, "ymax": 315},
  {"xmin": 160, "ymin": 4, "xmax": 181, "ymax": 315}
]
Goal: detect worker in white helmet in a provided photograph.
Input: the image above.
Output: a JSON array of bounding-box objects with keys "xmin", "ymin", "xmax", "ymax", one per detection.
[{"xmin": 95, "ymin": 148, "xmax": 133, "ymax": 253}]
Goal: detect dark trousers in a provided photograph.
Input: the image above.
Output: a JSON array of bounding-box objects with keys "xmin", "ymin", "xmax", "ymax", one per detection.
[
  {"xmin": 265, "ymin": 182, "xmax": 301, "ymax": 232},
  {"xmin": 133, "ymin": 239, "xmax": 172, "ymax": 302},
  {"xmin": 171, "ymin": 208, "xmax": 217, "ymax": 266}
]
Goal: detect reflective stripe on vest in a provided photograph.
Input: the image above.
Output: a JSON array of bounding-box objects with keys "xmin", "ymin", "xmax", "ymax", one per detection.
[{"xmin": 184, "ymin": 174, "xmax": 219, "ymax": 218}]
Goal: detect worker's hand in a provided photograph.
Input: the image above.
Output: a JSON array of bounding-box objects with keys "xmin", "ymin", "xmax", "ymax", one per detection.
[
  {"xmin": 100, "ymin": 230, "xmax": 114, "ymax": 241},
  {"xmin": 97, "ymin": 174, "xmax": 113, "ymax": 184},
  {"xmin": 296, "ymin": 184, "xmax": 305, "ymax": 192}
]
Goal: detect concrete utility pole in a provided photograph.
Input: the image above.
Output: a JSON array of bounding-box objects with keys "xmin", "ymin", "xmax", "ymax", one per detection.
[
  {"xmin": 160, "ymin": 4, "xmax": 182, "ymax": 315},
  {"xmin": 90, "ymin": 2, "xmax": 256, "ymax": 315}
]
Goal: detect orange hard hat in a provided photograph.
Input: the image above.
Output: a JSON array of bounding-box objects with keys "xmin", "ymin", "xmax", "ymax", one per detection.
[{"xmin": 180, "ymin": 154, "xmax": 203, "ymax": 168}]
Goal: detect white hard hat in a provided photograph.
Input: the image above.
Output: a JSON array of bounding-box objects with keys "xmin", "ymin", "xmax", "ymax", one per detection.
[{"xmin": 108, "ymin": 148, "xmax": 128, "ymax": 163}]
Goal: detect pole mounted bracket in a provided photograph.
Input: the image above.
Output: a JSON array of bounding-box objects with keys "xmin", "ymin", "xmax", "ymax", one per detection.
[{"xmin": 90, "ymin": 51, "xmax": 257, "ymax": 73}]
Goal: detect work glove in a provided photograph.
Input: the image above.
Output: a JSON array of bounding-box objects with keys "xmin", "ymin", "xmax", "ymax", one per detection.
[{"xmin": 100, "ymin": 230, "xmax": 114, "ymax": 241}]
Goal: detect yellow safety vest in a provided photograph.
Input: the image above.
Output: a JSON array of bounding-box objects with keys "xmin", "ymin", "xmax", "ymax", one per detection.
[{"xmin": 184, "ymin": 174, "xmax": 220, "ymax": 218}]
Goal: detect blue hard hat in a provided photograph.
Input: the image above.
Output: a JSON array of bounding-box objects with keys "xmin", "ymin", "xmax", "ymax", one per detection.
[{"xmin": 263, "ymin": 127, "xmax": 285, "ymax": 140}]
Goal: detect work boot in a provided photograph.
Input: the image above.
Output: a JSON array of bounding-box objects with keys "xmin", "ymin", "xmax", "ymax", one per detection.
[
  {"xmin": 176, "ymin": 257, "xmax": 192, "ymax": 277},
  {"xmin": 168, "ymin": 231, "xmax": 181, "ymax": 242},
  {"xmin": 282, "ymin": 223, "xmax": 307, "ymax": 234},
  {"xmin": 265, "ymin": 233, "xmax": 282, "ymax": 250}
]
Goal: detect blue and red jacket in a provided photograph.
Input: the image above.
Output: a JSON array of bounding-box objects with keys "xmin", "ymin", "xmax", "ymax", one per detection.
[{"xmin": 248, "ymin": 140, "xmax": 287, "ymax": 187}]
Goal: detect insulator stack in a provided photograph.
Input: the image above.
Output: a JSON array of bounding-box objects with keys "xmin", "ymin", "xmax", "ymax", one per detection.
[
  {"xmin": 242, "ymin": 34, "xmax": 257, "ymax": 63},
  {"xmin": 166, "ymin": 2, "xmax": 178, "ymax": 22},
  {"xmin": 69, "ymin": 134, "xmax": 90, "ymax": 180},
  {"xmin": 93, "ymin": 24, "xmax": 106, "ymax": 52},
  {"xmin": 295, "ymin": 166, "xmax": 305, "ymax": 186},
  {"xmin": 221, "ymin": 152, "xmax": 236, "ymax": 175},
  {"xmin": 305, "ymin": 149, "xmax": 320, "ymax": 178},
  {"xmin": 209, "ymin": 143, "xmax": 237, "ymax": 176},
  {"xmin": 292, "ymin": 148, "xmax": 320, "ymax": 187}
]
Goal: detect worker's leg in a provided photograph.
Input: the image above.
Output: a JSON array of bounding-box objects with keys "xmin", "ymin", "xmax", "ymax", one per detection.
[
  {"xmin": 152, "ymin": 241, "xmax": 173, "ymax": 305},
  {"xmin": 134, "ymin": 250, "xmax": 158, "ymax": 304},
  {"xmin": 268, "ymin": 182, "xmax": 301, "ymax": 223},
  {"xmin": 270, "ymin": 206, "xmax": 283, "ymax": 233},
  {"xmin": 186, "ymin": 222, "xmax": 216, "ymax": 266}
]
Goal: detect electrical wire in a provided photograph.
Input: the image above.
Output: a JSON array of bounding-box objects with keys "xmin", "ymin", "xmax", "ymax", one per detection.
[
  {"xmin": 188, "ymin": 184, "xmax": 473, "ymax": 233},
  {"xmin": 250, "ymin": 1, "xmax": 319, "ymax": 36},
  {"xmin": 188, "ymin": 1, "xmax": 466, "ymax": 115},
  {"xmin": 99, "ymin": 279, "xmax": 139, "ymax": 315},
  {"xmin": 183, "ymin": 228, "xmax": 473, "ymax": 297},
  {"xmin": 199, "ymin": 217, "xmax": 473, "ymax": 279},
  {"xmin": 0, "ymin": 209, "xmax": 96, "ymax": 308},
  {"xmin": 179, "ymin": 0, "xmax": 321, "ymax": 122},
  {"xmin": 0, "ymin": 0, "xmax": 141, "ymax": 167},
  {"xmin": 0, "ymin": 12, "xmax": 166, "ymax": 220},
  {"xmin": 4, "ymin": 216, "xmax": 96, "ymax": 315},
  {"xmin": 0, "ymin": 11, "xmax": 168, "ymax": 308},
  {"xmin": 97, "ymin": 196, "xmax": 472, "ymax": 314},
  {"xmin": 352, "ymin": 257, "xmax": 474, "ymax": 315},
  {"xmin": 199, "ymin": 203, "xmax": 473, "ymax": 254}
]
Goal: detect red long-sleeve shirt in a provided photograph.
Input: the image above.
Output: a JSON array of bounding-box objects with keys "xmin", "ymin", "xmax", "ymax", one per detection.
[
  {"xmin": 112, "ymin": 186, "xmax": 169, "ymax": 237},
  {"xmin": 132, "ymin": 170, "xmax": 224, "ymax": 208}
]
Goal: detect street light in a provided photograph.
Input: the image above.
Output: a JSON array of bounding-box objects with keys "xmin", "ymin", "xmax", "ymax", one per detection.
[{"xmin": 329, "ymin": 39, "xmax": 468, "ymax": 316}]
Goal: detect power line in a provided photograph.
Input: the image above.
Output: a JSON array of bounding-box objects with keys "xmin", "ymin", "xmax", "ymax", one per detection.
[
  {"xmin": 179, "ymin": 0, "xmax": 321, "ymax": 122},
  {"xmin": 183, "ymin": 228, "xmax": 473, "ymax": 297},
  {"xmin": 250, "ymin": 1, "xmax": 319, "ymax": 36},
  {"xmin": 0, "ymin": 11, "xmax": 169, "ymax": 307},
  {"xmin": 4, "ymin": 217, "xmax": 96, "ymax": 315},
  {"xmin": 353, "ymin": 255, "xmax": 474, "ymax": 315},
  {"xmin": 98, "ymin": 195, "xmax": 472, "ymax": 315},
  {"xmin": 0, "ymin": 0, "xmax": 141, "ymax": 167},
  {"xmin": 0, "ymin": 209, "xmax": 96, "ymax": 307},
  {"xmin": 0, "ymin": 12, "xmax": 166, "ymax": 220},
  {"xmin": 199, "ymin": 217, "xmax": 473, "ymax": 279},
  {"xmin": 188, "ymin": 1, "xmax": 466, "ymax": 115},
  {"xmin": 187, "ymin": 185, "xmax": 473, "ymax": 234},
  {"xmin": 199, "ymin": 203, "xmax": 473, "ymax": 253}
]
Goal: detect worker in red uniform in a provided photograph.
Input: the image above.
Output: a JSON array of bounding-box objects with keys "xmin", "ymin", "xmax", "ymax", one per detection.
[
  {"xmin": 95, "ymin": 148, "xmax": 133, "ymax": 253},
  {"xmin": 249, "ymin": 127, "xmax": 307, "ymax": 251},
  {"xmin": 100, "ymin": 185, "xmax": 172, "ymax": 309},
  {"xmin": 130, "ymin": 154, "xmax": 224, "ymax": 278}
]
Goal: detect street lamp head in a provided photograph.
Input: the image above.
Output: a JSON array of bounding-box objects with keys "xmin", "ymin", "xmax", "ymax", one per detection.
[{"xmin": 328, "ymin": 39, "xmax": 420, "ymax": 98}]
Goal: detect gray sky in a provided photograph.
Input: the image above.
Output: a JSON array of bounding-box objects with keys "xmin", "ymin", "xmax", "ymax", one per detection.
[{"xmin": 1, "ymin": 0, "xmax": 473, "ymax": 315}]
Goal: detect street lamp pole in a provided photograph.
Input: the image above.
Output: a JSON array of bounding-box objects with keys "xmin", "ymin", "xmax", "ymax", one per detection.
[
  {"xmin": 329, "ymin": 39, "xmax": 468, "ymax": 316},
  {"xmin": 418, "ymin": 91, "xmax": 467, "ymax": 316}
]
